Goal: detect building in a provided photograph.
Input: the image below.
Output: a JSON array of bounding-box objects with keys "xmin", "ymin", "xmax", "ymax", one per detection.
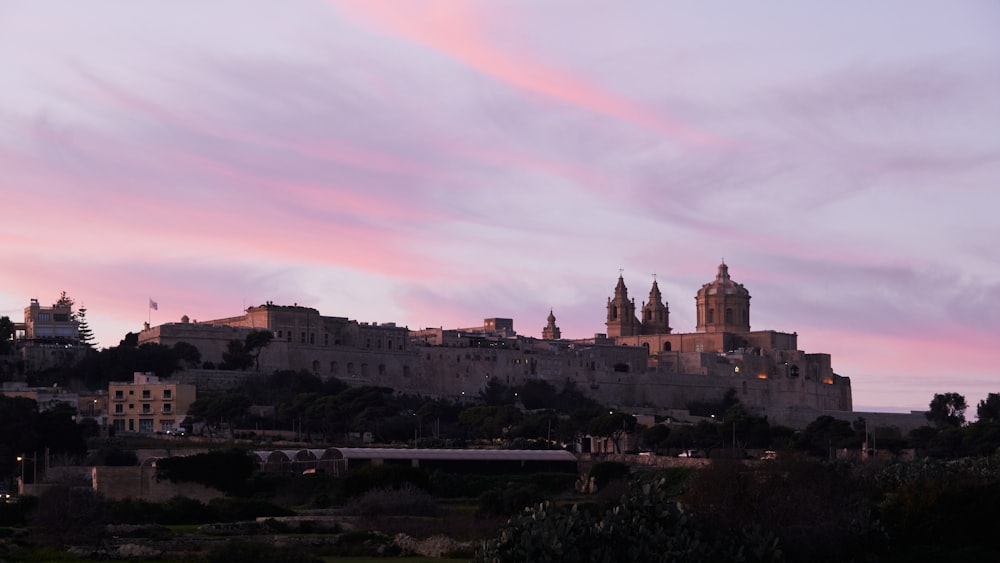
[
  {"xmin": 0, "ymin": 382, "xmax": 79, "ymax": 412},
  {"xmin": 138, "ymin": 263, "xmax": 854, "ymax": 428},
  {"xmin": 22, "ymin": 298, "xmax": 78, "ymax": 343},
  {"xmin": 12, "ymin": 298, "xmax": 88, "ymax": 372},
  {"xmin": 108, "ymin": 372, "xmax": 196, "ymax": 434}
]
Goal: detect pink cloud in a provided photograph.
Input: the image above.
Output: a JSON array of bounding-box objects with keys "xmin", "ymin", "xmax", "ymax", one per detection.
[{"xmin": 333, "ymin": 0, "xmax": 729, "ymax": 147}]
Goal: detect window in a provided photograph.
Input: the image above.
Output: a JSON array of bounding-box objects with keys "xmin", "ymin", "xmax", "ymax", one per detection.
[
  {"xmin": 138, "ymin": 419, "xmax": 154, "ymax": 433},
  {"xmin": 113, "ymin": 419, "xmax": 125, "ymax": 432},
  {"xmin": 310, "ymin": 333, "xmax": 315, "ymax": 344},
  {"xmin": 324, "ymin": 333, "xmax": 329, "ymax": 346},
  {"xmin": 115, "ymin": 404, "xmax": 123, "ymax": 414},
  {"xmin": 707, "ymin": 309, "xmax": 714, "ymax": 324},
  {"xmin": 331, "ymin": 361, "xmax": 338, "ymax": 374},
  {"xmin": 163, "ymin": 389, "xmax": 172, "ymax": 399},
  {"xmin": 114, "ymin": 390, "xmax": 124, "ymax": 400},
  {"xmin": 142, "ymin": 390, "xmax": 151, "ymax": 399},
  {"xmin": 163, "ymin": 404, "xmax": 172, "ymax": 413},
  {"xmin": 301, "ymin": 332, "xmax": 305, "ymax": 343},
  {"xmin": 664, "ymin": 342, "xmax": 672, "ymax": 351},
  {"xmin": 142, "ymin": 404, "xmax": 151, "ymax": 414},
  {"xmin": 725, "ymin": 308, "xmax": 733, "ymax": 324},
  {"xmin": 277, "ymin": 330, "xmax": 282, "ymax": 338},
  {"xmin": 378, "ymin": 364, "xmax": 386, "ymax": 375},
  {"xmin": 38, "ymin": 313, "xmax": 50, "ymax": 321}
]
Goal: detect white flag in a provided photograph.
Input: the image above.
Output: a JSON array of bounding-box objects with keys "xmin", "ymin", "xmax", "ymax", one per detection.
[{"xmin": 149, "ymin": 298, "xmax": 158, "ymax": 311}]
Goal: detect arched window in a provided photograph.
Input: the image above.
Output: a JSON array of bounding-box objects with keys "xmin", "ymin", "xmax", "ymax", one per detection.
[
  {"xmin": 663, "ymin": 342, "xmax": 672, "ymax": 351},
  {"xmin": 707, "ymin": 309, "xmax": 715, "ymax": 324},
  {"xmin": 611, "ymin": 305, "xmax": 618, "ymax": 320},
  {"xmin": 311, "ymin": 360, "xmax": 320, "ymax": 373},
  {"xmin": 725, "ymin": 308, "xmax": 733, "ymax": 324}
]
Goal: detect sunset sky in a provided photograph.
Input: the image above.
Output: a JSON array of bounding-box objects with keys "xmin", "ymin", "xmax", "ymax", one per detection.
[{"xmin": 2, "ymin": 1, "xmax": 998, "ymax": 413}]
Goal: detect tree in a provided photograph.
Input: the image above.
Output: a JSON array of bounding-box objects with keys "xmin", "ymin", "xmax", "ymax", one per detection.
[
  {"xmin": 587, "ymin": 412, "xmax": 638, "ymax": 453},
  {"xmin": 794, "ymin": 415, "xmax": 857, "ymax": 457},
  {"xmin": 479, "ymin": 378, "xmax": 513, "ymax": 406},
  {"xmin": 75, "ymin": 306, "xmax": 95, "ymax": 348},
  {"xmin": 155, "ymin": 448, "xmax": 256, "ymax": 494},
  {"xmin": 221, "ymin": 339, "xmax": 253, "ymax": 371},
  {"xmin": 0, "ymin": 315, "xmax": 14, "ymax": 355},
  {"xmin": 244, "ymin": 330, "xmax": 273, "ymax": 371},
  {"xmin": 173, "ymin": 341, "xmax": 202, "ymax": 369},
  {"xmin": 54, "ymin": 291, "xmax": 74, "ymax": 309},
  {"xmin": 927, "ymin": 392, "xmax": 967, "ymax": 428},
  {"xmin": 977, "ymin": 393, "xmax": 1000, "ymax": 424}
]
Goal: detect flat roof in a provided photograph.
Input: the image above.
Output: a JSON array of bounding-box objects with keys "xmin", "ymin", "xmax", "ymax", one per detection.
[{"xmin": 333, "ymin": 448, "xmax": 577, "ymax": 462}]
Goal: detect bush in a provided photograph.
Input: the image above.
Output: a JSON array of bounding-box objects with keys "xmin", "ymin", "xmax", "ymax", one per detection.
[
  {"xmin": 342, "ymin": 483, "xmax": 439, "ymax": 517},
  {"xmin": 682, "ymin": 457, "xmax": 879, "ymax": 562},
  {"xmin": 0, "ymin": 495, "xmax": 36, "ymax": 526},
  {"xmin": 207, "ymin": 497, "xmax": 293, "ymax": 522},
  {"xmin": 201, "ymin": 539, "xmax": 322, "ymax": 563},
  {"xmin": 588, "ymin": 461, "xmax": 630, "ymax": 490},
  {"xmin": 428, "ymin": 471, "xmax": 576, "ymax": 498},
  {"xmin": 340, "ymin": 464, "xmax": 431, "ymax": 500},
  {"xmin": 475, "ymin": 477, "xmax": 782, "ymax": 562},
  {"xmin": 155, "ymin": 448, "xmax": 256, "ymax": 494},
  {"xmin": 477, "ymin": 483, "xmax": 544, "ymax": 517}
]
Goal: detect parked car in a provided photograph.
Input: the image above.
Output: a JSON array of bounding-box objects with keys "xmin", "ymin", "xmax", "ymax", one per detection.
[
  {"xmin": 165, "ymin": 427, "xmax": 187, "ymax": 436},
  {"xmin": 677, "ymin": 449, "xmax": 702, "ymax": 458}
]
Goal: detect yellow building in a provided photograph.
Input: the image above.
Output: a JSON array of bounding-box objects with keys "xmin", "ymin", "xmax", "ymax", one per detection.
[{"xmin": 108, "ymin": 372, "xmax": 196, "ymax": 434}]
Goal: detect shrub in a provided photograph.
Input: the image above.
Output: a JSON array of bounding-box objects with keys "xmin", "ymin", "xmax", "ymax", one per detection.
[
  {"xmin": 200, "ymin": 539, "xmax": 322, "ymax": 563},
  {"xmin": 207, "ymin": 497, "xmax": 293, "ymax": 522},
  {"xmin": 475, "ymin": 477, "xmax": 782, "ymax": 562},
  {"xmin": 588, "ymin": 461, "xmax": 630, "ymax": 490},
  {"xmin": 340, "ymin": 464, "xmax": 431, "ymax": 500},
  {"xmin": 477, "ymin": 483, "xmax": 544, "ymax": 517},
  {"xmin": 342, "ymin": 483, "xmax": 439, "ymax": 517},
  {"xmin": 155, "ymin": 448, "xmax": 256, "ymax": 494}
]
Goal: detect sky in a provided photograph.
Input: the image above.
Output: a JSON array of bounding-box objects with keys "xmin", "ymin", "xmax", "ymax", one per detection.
[{"xmin": 1, "ymin": 1, "xmax": 998, "ymax": 413}]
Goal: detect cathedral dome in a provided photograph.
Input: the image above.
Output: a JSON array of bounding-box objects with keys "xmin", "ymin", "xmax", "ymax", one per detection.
[
  {"xmin": 696, "ymin": 261, "xmax": 750, "ymax": 333},
  {"xmin": 699, "ymin": 262, "xmax": 749, "ymax": 297}
]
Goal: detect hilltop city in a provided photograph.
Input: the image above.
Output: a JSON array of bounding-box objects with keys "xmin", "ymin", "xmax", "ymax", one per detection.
[{"xmin": 2, "ymin": 263, "xmax": 996, "ymax": 561}]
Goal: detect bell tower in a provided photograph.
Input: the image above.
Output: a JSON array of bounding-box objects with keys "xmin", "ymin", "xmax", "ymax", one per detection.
[
  {"xmin": 696, "ymin": 261, "xmax": 751, "ymax": 333},
  {"xmin": 641, "ymin": 278, "xmax": 671, "ymax": 334},
  {"xmin": 607, "ymin": 273, "xmax": 639, "ymax": 337}
]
